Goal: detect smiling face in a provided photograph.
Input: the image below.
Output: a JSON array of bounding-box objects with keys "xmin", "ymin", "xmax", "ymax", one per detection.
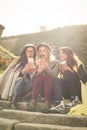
[
  {"xmin": 38, "ymin": 46, "xmax": 49, "ymax": 59},
  {"xmin": 26, "ymin": 47, "xmax": 35, "ymax": 59},
  {"xmin": 59, "ymin": 50, "xmax": 68, "ymax": 61}
]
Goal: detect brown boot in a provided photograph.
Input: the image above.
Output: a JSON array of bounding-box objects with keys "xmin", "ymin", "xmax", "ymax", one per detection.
[
  {"xmin": 41, "ymin": 101, "xmax": 50, "ymax": 113},
  {"xmin": 26, "ymin": 99, "xmax": 36, "ymax": 111}
]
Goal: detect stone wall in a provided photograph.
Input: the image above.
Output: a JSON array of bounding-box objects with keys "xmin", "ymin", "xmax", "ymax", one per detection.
[{"xmin": 0, "ymin": 24, "xmax": 5, "ymax": 37}]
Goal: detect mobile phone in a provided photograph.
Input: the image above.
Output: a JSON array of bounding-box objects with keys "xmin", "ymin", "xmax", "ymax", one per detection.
[
  {"xmin": 28, "ymin": 58, "xmax": 34, "ymax": 63},
  {"xmin": 60, "ymin": 60, "xmax": 67, "ymax": 65}
]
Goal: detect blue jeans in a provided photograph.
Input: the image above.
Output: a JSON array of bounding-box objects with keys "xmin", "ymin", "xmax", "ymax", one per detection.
[{"xmin": 11, "ymin": 77, "xmax": 33, "ymax": 103}]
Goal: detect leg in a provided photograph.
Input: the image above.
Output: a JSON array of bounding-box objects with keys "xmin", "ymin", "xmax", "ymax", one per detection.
[
  {"xmin": 27, "ymin": 74, "xmax": 44, "ymax": 111},
  {"xmin": 31, "ymin": 74, "xmax": 44, "ymax": 99},
  {"xmin": 44, "ymin": 74, "xmax": 53, "ymax": 101},
  {"xmin": 22, "ymin": 80, "xmax": 33, "ymax": 96},
  {"xmin": 53, "ymin": 78, "xmax": 63, "ymax": 103},
  {"xmin": 60, "ymin": 78, "xmax": 69, "ymax": 99},
  {"xmin": 50, "ymin": 78, "xmax": 65, "ymax": 113},
  {"xmin": 41, "ymin": 74, "xmax": 53, "ymax": 113},
  {"xmin": 63, "ymin": 70, "xmax": 79, "ymax": 98},
  {"xmin": 63, "ymin": 70, "xmax": 81, "ymax": 106},
  {"xmin": 10, "ymin": 77, "xmax": 25, "ymax": 109}
]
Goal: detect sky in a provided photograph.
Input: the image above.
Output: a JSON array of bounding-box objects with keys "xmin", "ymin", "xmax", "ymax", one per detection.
[{"xmin": 0, "ymin": 0, "xmax": 87, "ymax": 37}]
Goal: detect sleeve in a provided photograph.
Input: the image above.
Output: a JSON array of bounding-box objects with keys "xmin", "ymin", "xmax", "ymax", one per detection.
[
  {"xmin": 30, "ymin": 67, "xmax": 38, "ymax": 80},
  {"xmin": 45, "ymin": 61, "xmax": 60, "ymax": 78},
  {"xmin": 77, "ymin": 64, "xmax": 87, "ymax": 84},
  {"xmin": 19, "ymin": 71, "xmax": 24, "ymax": 77}
]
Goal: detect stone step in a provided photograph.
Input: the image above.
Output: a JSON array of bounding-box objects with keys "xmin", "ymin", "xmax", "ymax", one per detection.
[
  {"xmin": 0, "ymin": 100, "xmax": 87, "ymax": 129},
  {"xmin": 0, "ymin": 118, "xmax": 87, "ymax": 130},
  {"xmin": 0, "ymin": 109, "xmax": 87, "ymax": 127},
  {"xmin": 0, "ymin": 100, "xmax": 27, "ymax": 110},
  {"xmin": 0, "ymin": 99, "xmax": 70, "ymax": 113},
  {"xmin": 14, "ymin": 123, "xmax": 87, "ymax": 130},
  {"xmin": 0, "ymin": 117, "xmax": 19, "ymax": 130}
]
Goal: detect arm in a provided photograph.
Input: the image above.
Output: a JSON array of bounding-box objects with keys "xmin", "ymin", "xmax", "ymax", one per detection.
[
  {"xmin": 45, "ymin": 61, "xmax": 60, "ymax": 77},
  {"xmin": 77, "ymin": 64, "xmax": 87, "ymax": 84}
]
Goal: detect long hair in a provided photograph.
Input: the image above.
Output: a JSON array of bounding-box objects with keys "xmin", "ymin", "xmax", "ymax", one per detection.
[
  {"xmin": 60, "ymin": 47, "xmax": 77, "ymax": 69},
  {"xmin": 36, "ymin": 43, "xmax": 55, "ymax": 62},
  {"xmin": 16, "ymin": 44, "xmax": 36, "ymax": 69}
]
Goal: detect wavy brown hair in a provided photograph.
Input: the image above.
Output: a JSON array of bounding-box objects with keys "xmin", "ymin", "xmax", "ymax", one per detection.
[{"xmin": 60, "ymin": 47, "xmax": 77, "ymax": 70}]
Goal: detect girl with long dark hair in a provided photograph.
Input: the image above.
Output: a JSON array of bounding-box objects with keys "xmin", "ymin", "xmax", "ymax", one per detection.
[
  {"xmin": 0, "ymin": 44, "xmax": 37, "ymax": 109},
  {"xmin": 50, "ymin": 47, "xmax": 87, "ymax": 113}
]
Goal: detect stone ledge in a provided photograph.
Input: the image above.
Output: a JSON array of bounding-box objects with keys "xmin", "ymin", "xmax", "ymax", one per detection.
[
  {"xmin": 0, "ymin": 117, "xmax": 19, "ymax": 130},
  {"xmin": 0, "ymin": 109, "xmax": 87, "ymax": 127},
  {"xmin": 15, "ymin": 123, "xmax": 87, "ymax": 130},
  {"xmin": 0, "ymin": 99, "xmax": 70, "ymax": 112},
  {"xmin": 0, "ymin": 118, "xmax": 87, "ymax": 130}
]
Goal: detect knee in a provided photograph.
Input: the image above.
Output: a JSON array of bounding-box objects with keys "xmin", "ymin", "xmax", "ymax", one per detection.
[
  {"xmin": 34, "ymin": 74, "xmax": 43, "ymax": 82},
  {"xmin": 63, "ymin": 70, "xmax": 73, "ymax": 77}
]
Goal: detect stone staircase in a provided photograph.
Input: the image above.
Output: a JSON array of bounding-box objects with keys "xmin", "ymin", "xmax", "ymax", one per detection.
[{"xmin": 0, "ymin": 100, "xmax": 87, "ymax": 130}]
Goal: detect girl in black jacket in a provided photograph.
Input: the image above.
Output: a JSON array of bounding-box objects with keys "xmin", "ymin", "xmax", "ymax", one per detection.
[{"xmin": 50, "ymin": 47, "xmax": 87, "ymax": 113}]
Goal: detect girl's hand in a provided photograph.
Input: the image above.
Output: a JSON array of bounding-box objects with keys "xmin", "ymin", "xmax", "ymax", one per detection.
[
  {"xmin": 61, "ymin": 64, "xmax": 73, "ymax": 72},
  {"xmin": 28, "ymin": 62, "xmax": 36, "ymax": 73},
  {"xmin": 36, "ymin": 58, "xmax": 48, "ymax": 74},
  {"xmin": 37, "ymin": 64, "xmax": 46, "ymax": 74},
  {"xmin": 35, "ymin": 58, "xmax": 48, "ymax": 68},
  {"xmin": 21, "ymin": 63, "xmax": 35, "ymax": 74},
  {"xmin": 57, "ymin": 73, "xmax": 64, "ymax": 79},
  {"xmin": 35, "ymin": 60, "xmax": 41, "ymax": 67}
]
